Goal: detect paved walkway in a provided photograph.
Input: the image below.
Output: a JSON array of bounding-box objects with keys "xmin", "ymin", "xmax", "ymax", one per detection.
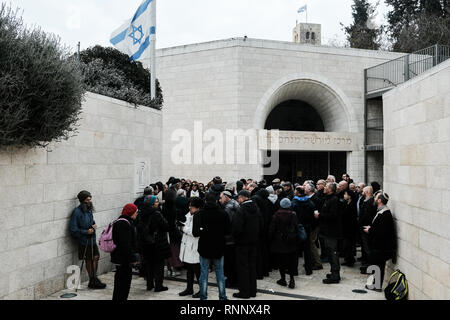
[{"xmin": 44, "ymin": 256, "xmax": 386, "ymax": 301}]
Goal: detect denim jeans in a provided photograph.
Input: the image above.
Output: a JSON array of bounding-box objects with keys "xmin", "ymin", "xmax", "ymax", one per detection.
[{"xmin": 199, "ymin": 256, "xmax": 227, "ymax": 300}]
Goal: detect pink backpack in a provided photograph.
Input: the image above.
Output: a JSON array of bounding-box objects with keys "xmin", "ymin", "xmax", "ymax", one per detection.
[{"xmin": 99, "ymin": 218, "xmax": 130, "ymax": 253}]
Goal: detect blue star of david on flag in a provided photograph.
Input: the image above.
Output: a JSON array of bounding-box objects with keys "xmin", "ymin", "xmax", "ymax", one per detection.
[
  {"xmin": 110, "ymin": 0, "xmax": 155, "ymax": 62},
  {"xmin": 129, "ymin": 25, "xmax": 144, "ymax": 45}
]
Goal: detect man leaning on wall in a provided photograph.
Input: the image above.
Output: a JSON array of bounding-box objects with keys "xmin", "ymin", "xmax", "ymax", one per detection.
[{"xmin": 69, "ymin": 191, "xmax": 107, "ymax": 289}]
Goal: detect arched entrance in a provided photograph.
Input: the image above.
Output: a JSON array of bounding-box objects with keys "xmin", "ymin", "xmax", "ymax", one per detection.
[
  {"xmin": 255, "ymin": 74, "xmax": 360, "ymax": 183},
  {"xmin": 263, "ymin": 99, "xmax": 347, "ymax": 183}
]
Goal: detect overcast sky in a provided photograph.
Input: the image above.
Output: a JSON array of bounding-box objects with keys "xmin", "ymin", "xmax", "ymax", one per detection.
[{"xmin": 6, "ymin": 0, "xmax": 390, "ymax": 53}]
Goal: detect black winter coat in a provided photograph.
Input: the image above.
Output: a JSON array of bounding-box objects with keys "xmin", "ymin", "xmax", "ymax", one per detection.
[
  {"xmin": 359, "ymin": 197, "xmax": 377, "ymax": 228},
  {"xmin": 232, "ymin": 200, "xmax": 263, "ymax": 246},
  {"xmin": 309, "ymin": 193, "xmax": 322, "ymax": 228},
  {"xmin": 252, "ymin": 192, "xmax": 272, "ymax": 240},
  {"xmin": 368, "ymin": 207, "xmax": 396, "ymax": 258},
  {"xmin": 192, "ymin": 202, "xmax": 231, "ymax": 259},
  {"xmin": 342, "ymin": 199, "xmax": 358, "ymax": 239},
  {"xmin": 111, "ymin": 215, "xmax": 138, "ymax": 266},
  {"xmin": 319, "ymin": 194, "xmax": 343, "ymax": 239},
  {"xmin": 137, "ymin": 206, "xmax": 172, "ymax": 261},
  {"xmin": 268, "ymin": 209, "xmax": 299, "ymax": 254}
]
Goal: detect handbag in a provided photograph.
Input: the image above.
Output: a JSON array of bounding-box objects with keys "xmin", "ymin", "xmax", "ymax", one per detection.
[{"xmin": 297, "ymin": 224, "xmax": 307, "ymax": 242}]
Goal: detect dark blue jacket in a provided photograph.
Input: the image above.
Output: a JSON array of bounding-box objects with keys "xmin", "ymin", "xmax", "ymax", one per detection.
[
  {"xmin": 291, "ymin": 195, "xmax": 315, "ymax": 230},
  {"xmin": 69, "ymin": 205, "xmax": 96, "ymax": 245}
]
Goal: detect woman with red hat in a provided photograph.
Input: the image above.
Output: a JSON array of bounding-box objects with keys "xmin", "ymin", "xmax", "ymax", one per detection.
[{"xmin": 111, "ymin": 203, "xmax": 139, "ymax": 301}]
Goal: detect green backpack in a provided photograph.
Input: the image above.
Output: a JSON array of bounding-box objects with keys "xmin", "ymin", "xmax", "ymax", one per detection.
[{"xmin": 384, "ymin": 269, "xmax": 408, "ymax": 301}]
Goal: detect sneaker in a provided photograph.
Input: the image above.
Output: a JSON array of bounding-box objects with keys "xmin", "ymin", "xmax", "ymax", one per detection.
[
  {"xmin": 276, "ymin": 279, "xmax": 287, "ymax": 287},
  {"xmin": 154, "ymin": 286, "xmax": 169, "ymax": 292},
  {"xmin": 365, "ymin": 285, "xmax": 382, "ymax": 292},
  {"xmin": 192, "ymin": 292, "xmax": 201, "ymax": 299},
  {"xmin": 179, "ymin": 289, "xmax": 194, "ymax": 297},
  {"xmin": 322, "ymin": 277, "xmax": 340, "ymax": 284}
]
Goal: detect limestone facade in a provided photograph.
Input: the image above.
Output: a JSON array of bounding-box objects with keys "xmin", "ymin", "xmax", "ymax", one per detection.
[
  {"xmin": 383, "ymin": 59, "xmax": 450, "ymax": 299},
  {"xmin": 156, "ymin": 37, "xmax": 403, "ymax": 183}
]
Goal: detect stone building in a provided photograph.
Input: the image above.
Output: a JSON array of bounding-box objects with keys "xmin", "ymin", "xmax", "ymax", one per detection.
[{"xmin": 156, "ymin": 37, "xmax": 403, "ymax": 184}]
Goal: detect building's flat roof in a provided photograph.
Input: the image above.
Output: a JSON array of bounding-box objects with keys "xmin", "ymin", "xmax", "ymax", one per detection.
[{"xmin": 156, "ymin": 37, "xmax": 404, "ymax": 61}]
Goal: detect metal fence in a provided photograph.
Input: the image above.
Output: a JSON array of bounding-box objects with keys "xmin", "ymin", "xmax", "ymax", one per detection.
[{"xmin": 366, "ymin": 44, "xmax": 450, "ymax": 94}]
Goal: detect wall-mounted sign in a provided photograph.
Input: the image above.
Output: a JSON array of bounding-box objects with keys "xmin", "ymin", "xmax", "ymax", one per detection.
[{"xmin": 134, "ymin": 158, "xmax": 150, "ymax": 197}]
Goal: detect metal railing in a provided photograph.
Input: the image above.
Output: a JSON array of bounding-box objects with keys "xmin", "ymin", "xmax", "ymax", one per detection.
[{"xmin": 366, "ymin": 44, "xmax": 450, "ymax": 94}]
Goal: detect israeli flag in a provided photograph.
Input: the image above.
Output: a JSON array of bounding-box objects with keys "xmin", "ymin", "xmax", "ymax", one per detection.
[
  {"xmin": 298, "ymin": 5, "xmax": 307, "ymax": 14},
  {"xmin": 110, "ymin": 0, "xmax": 155, "ymax": 62}
]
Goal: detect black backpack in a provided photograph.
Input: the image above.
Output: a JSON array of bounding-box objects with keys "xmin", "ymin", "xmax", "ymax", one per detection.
[
  {"xmin": 137, "ymin": 214, "xmax": 157, "ymax": 245},
  {"xmin": 384, "ymin": 269, "xmax": 408, "ymax": 301}
]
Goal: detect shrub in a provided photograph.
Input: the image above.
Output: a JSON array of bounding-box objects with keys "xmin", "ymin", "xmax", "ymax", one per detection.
[
  {"xmin": 79, "ymin": 45, "xmax": 163, "ymax": 110},
  {"xmin": 0, "ymin": 3, "xmax": 85, "ymax": 148}
]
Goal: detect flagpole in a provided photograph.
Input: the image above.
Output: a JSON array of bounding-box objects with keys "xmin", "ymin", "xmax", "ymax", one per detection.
[{"xmin": 150, "ymin": 0, "xmax": 156, "ymax": 100}]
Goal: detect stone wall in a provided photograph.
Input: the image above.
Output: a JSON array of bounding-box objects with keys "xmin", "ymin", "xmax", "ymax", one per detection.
[
  {"xmin": 383, "ymin": 60, "xmax": 450, "ymax": 299},
  {"xmin": 0, "ymin": 92, "xmax": 162, "ymax": 300}
]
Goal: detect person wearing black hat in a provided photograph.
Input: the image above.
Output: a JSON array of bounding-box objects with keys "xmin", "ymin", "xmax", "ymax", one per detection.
[
  {"xmin": 281, "ymin": 182, "xmax": 294, "ymax": 200},
  {"xmin": 232, "ymin": 190, "xmax": 263, "ymax": 299},
  {"xmin": 69, "ymin": 191, "xmax": 106, "ymax": 290}
]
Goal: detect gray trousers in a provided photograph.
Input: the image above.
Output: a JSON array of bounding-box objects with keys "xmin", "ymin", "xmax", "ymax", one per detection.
[
  {"xmin": 323, "ymin": 236, "xmax": 340, "ymax": 277},
  {"xmin": 310, "ymin": 227, "xmax": 322, "ymax": 267}
]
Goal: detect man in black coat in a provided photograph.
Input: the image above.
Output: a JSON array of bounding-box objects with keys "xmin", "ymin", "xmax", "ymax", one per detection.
[
  {"xmin": 193, "ymin": 193, "xmax": 231, "ymax": 300},
  {"xmin": 314, "ymin": 182, "xmax": 343, "ymax": 284},
  {"xmin": 232, "ymin": 190, "xmax": 263, "ymax": 299},
  {"xmin": 359, "ymin": 186, "xmax": 377, "ymax": 272},
  {"xmin": 111, "ymin": 204, "xmax": 139, "ymax": 301},
  {"xmin": 363, "ymin": 191, "xmax": 396, "ymax": 291}
]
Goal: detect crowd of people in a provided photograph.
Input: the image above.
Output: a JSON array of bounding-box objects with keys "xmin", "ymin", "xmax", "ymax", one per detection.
[{"xmin": 69, "ymin": 174, "xmax": 397, "ymax": 301}]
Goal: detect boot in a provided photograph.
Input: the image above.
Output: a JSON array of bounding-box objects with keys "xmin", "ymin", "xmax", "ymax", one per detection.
[
  {"xmin": 88, "ymin": 277, "xmax": 95, "ymax": 289},
  {"xmin": 326, "ymin": 273, "xmax": 341, "ymax": 280},
  {"xmin": 276, "ymin": 278, "xmax": 287, "ymax": 287},
  {"xmin": 94, "ymin": 277, "xmax": 107, "ymax": 289},
  {"xmin": 288, "ymin": 277, "xmax": 295, "ymax": 289},
  {"xmin": 179, "ymin": 288, "xmax": 194, "ymax": 296}
]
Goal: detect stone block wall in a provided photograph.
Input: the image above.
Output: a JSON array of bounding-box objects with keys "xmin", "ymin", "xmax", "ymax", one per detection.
[
  {"xmin": 0, "ymin": 92, "xmax": 162, "ymax": 299},
  {"xmin": 383, "ymin": 60, "xmax": 450, "ymax": 299}
]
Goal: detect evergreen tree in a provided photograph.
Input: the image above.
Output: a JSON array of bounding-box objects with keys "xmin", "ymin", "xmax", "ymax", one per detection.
[
  {"xmin": 78, "ymin": 45, "xmax": 163, "ymax": 109},
  {"xmin": 385, "ymin": 0, "xmax": 450, "ymax": 52},
  {"xmin": 344, "ymin": 0, "xmax": 381, "ymax": 49}
]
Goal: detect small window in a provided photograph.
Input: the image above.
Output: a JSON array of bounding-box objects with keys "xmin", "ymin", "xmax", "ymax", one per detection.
[
  {"xmin": 306, "ymin": 32, "xmax": 310, "ymax": 39},
  {"xmin": 312, "ymin": 32, "xmax": 316, "ymax": 40}
]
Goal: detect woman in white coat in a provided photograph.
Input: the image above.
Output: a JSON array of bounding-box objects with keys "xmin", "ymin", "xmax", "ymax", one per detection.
[{"xmin": 178, "ymin": 197, "xmax": 203, "ymax": 298}]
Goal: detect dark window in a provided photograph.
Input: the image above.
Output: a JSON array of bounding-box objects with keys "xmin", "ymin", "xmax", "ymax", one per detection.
[
  {"xmin": 306, "ymin": 32, "xmax": 310, "ymax": 40},
  {"xmin": 312, "ymin": 32, "xmax": 316, "ymax": 40}
]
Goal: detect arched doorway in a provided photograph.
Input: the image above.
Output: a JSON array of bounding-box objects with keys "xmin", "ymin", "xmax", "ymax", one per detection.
[
  {"xmin": 263, "ymin": 100, "xmax": 347, "ymax": 184},
  {"xmin": 254, "ymin": 74, "xmax": 358, "ymax": 183}
]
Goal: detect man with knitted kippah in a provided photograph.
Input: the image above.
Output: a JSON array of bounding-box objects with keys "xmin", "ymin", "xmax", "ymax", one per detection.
[{"xmin": 69, "ymin": 191, "xmax": 106, "ymax": 290}]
